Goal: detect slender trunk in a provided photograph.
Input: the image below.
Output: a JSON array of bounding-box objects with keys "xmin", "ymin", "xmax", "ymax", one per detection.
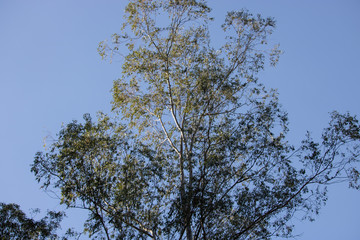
[
  {"xmin": 186, "ymin": 155, "xmax": 193, "ymax": 240},
  {"xmin": 186, "ymin": 224, "xmax": 193, "ymax": 240}
]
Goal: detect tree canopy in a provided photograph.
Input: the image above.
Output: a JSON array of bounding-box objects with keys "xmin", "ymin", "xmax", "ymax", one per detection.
[
  {"xmin": 31, "ymin": 0, "xmax": 360, "ymax": 239},
  {"xmin": 0, "ymin": 202, "xmax": 66, "ymax": 239}
]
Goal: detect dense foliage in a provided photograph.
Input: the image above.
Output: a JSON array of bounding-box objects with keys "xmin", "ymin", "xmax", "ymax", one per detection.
[
  {"xmin": 31, "ymin": 1, "xmax": 360, "ymax": 239},
  {"xmin": 0, "ymin": 202, "xmax": 65, "ymax": 239}
]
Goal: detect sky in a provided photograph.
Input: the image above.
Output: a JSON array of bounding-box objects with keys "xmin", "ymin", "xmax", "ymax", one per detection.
[{"xmin": 0, "ymin": 0, "xmax": 359, "ymax": 239}]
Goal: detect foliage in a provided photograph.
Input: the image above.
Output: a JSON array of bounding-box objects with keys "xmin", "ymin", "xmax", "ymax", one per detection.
[
  {"xmin": 0, "ymin": 202, "xmax": 65, "ymax": 239},
  {"xmin": 32, "ymin": 113, "xmax": 164, "ymax": 239},
  {"xmin": 32, "ymin": 0, "xmax": 360, "ymax": 239}
]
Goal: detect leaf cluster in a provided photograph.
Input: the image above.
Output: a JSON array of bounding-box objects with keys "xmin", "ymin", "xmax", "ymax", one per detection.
[
  {"xmin": 32, "ymin": 1, "xmax": 360, "ymax": 239},
  {"xmin": 0, "ymin": 202, "xmax": 67, "ymax": 239}
]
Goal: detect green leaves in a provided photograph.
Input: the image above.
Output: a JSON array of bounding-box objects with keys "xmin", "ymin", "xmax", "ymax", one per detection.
[
  {"xmin": 32, "ymin": 1, "xmax": 360, "ymax": 239},
  {"xmin": 32, "ymin": 113, "xmax": 172, "ymax": 239},
  {"xmin": 0, "ymin": 203, "xmax": 66, "ymax": 239}
]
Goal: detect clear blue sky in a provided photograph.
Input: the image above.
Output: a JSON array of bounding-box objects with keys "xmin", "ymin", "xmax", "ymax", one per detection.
[{"xmin": 1, "ymin": 0, "xmax": 359, "ymax": 239}]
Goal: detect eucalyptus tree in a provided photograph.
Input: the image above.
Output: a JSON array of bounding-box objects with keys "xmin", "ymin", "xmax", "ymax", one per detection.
[
  {"xmin": 32, "ymin": 0, "xmax": 360, "ymax": 239},
  {"xmin": 0, "ymin": 202, "xmax": 69, "ymax": 239}
]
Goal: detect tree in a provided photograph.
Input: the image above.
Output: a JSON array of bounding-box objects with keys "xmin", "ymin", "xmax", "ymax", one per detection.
[
  {"xmin": 0, "ymin": 202, "xmax": 65, "ymax": 239},
  {"xmin": 31, "ymin": 0, "xmax": 360, "ymax": 239}
]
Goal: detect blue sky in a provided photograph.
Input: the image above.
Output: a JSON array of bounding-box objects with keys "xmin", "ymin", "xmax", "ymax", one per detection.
[{"xmin": 0, "ymin": 0, "xmax": 359, "ymax": 239}]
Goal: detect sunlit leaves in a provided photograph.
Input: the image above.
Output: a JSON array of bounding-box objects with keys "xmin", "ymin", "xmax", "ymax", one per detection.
[{"xmin": 33, "ymin": 1, "xmax": 360, "ymax": 239}]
